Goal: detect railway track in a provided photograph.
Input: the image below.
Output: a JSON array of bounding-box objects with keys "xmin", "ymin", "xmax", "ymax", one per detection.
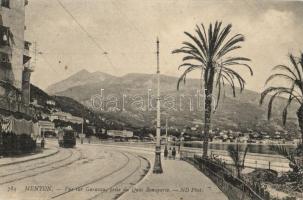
[
  {"xmin": 0, "ymin": 148, "xmax": 83, "ymax": 185},
  {"xmin": 87, "ymin": 153, "xmax": 144, "ymax": 200},
  {"xmin": 0, "ymin": 148, "xmax": 73, "ymax": 179},
  {"xmin": 0, "ymin": 146, "xmax": 60, "ymax": 168},
  {"xmin": 50, "ymin": 151, "xmax": 131, "ymax": 199},
  {"xmin": 50, "ymin": 151, "xmax": 150, "ymax": 200}
]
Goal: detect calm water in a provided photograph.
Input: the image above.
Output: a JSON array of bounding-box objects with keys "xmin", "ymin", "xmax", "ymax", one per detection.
[{"xmin": 183, "ymin": 142, "xmax": 297, "ymax": 155}]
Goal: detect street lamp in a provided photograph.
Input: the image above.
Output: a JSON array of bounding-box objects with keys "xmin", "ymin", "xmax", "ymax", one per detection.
[
  {"xmin": 164, "ymin": 117, "xmax": 168, "ymax": 159},
  {"xmin": 153, "ymin": 37, "xmax": 163, "ymax": 174},
  {"xmin": 147, "ymin": 88, "xmax": 152, "ymax": 111}
]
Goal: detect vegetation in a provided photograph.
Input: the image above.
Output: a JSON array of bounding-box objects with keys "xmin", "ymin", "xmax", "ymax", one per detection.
[
  {"xmin": 172, "ymin": 21, "xmax": 252, "ymax": 157},
  {"xmin": 269, "ymin": 145, "xmax": 303, "ymax": 193},
  {"xmin": 260, "ymin": 53, "xmax": 303, "ymax": 150},
  {"xmin": 0, "ymin": 132, "xmax": 36, "ymax": 156},
  {"xmin": 227, "ymin": 144, "xmax": 249, "ymax": 178}
]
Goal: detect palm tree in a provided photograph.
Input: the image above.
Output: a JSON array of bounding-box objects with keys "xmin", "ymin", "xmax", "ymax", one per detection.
[
  {"xmin": 172, "ymin": 21, "xmax": 252, "ymax": 157},
  {"xmin": 269, "ymin": 145, "xmax": 302, "ymax": 173},
  {"xmin": 227, "ymin": 144, "xmax": 249, "ymax": 178},
  {"xmin": 260, "ymin": 53, "xmax": 303, "ymax": 144}
]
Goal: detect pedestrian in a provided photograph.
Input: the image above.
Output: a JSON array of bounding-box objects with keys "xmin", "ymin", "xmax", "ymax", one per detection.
[
  {"xmin": 41, "ymin": 138, "xmax": 45, "ymax": 149},
  {"xmin": 168, "ymin": 147, "xmax": 172, "ymax": 159},
  {"xmin": 172, "ymin": 147, "xmax": 176, "ymax": 160},
  {"xmin": 164, "ymin": 146, "xmax": 168, "ymax": 159}
]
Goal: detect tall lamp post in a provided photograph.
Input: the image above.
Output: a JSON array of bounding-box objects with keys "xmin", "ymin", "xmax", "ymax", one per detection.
[
  {"xmin": 153, "ymin": 37, "xmax": 163, "ymax": 174},
  {"xmin": 165, "ymin": 118, "xmax": 168, "ymax": 148}
]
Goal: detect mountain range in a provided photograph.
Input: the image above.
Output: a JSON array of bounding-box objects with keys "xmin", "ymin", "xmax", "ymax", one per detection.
[{"xmin": 45, "ymin": 69, "xmax": 300, "ymax": 135}]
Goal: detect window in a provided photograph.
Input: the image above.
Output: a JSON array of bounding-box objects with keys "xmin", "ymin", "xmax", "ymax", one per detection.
[
  {"xmin": 1, "ymin": 0, "xmax": 10, "ymax": 8},
  {"xmin": 0, "ymin": 26, "xmax": 10, "ymax": 46},
  {"xmin": 0, "ymin": 53, "xmax": 10, "ymax": 63}
]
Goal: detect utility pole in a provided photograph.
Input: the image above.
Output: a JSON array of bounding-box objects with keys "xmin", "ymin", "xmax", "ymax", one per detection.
[
  {"xmin": 164, "ymin": 117, "xmax": 168, "ymax": 153},
  {"xmin": 81, "ymin": 106, "xmax": 84, "ymax": 144},
  {"xmin": 165, "ymin": 118, "xmax": 168, "ymax": 142},
  {"xmin": 153, "ymin": 37, "xmax": 163, "ymax": 174}
]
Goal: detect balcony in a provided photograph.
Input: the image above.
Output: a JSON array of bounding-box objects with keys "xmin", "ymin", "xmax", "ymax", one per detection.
[
  {"xmin": 1, "ymin": 0, "xmax": 10, "ymax": 8},
  {"xmin": 0, "ymin": 81, "xmax": 34, "ymax": 117},
  {"xmin": 23, "ymin": 40, "xmax": 31, "ymax": 65},
  {"xmin": 0, "ymin": 97, "xmax": 35, "ymax": 117}
]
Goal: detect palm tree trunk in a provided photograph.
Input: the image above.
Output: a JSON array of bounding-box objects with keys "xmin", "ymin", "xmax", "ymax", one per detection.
[
  {"xmin": 238, "ymin": 168, "xmax": 241, "ymax": 178},
  {"xmin": 203, "ymin": 95, "xmax": 212, "ymax": 157},
  {"xmin": 297, "ymin": 105, "xmax": 303, "ymax": 143},
  {"xmin": 203, "ymin": 68, "xmax": 215, "ymax": 157}
]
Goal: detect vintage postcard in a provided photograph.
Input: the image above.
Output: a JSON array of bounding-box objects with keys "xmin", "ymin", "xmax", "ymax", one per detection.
[{"xmin": 0, "ymin": 0, "xmax": 303, "ymax": 199}]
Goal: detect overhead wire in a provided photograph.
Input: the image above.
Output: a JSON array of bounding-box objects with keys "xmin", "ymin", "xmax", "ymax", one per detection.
[{"xmin": 55, "ymin": 0, "xmax": 117, "ymax": 71}]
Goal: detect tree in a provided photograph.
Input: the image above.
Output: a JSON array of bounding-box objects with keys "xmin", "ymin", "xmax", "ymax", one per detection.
[
  {"xmin": 227, "ymin": 144, "xmax": 249, "ymax": 178},
  {"xmin": 260, "ymin": 53, "xmax": 303, "ymax": 146},
  {"xmin": 172, "ymin": 21, "xmax": 252, "ymax": 157}
]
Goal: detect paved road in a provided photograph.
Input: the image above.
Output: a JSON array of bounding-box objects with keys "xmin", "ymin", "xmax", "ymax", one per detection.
[
  {"xmin": 0, "ymin": 140, "xmax": 227, "ymax": 200},
  {"xmin": 0, "ymin": 141, "xmax": 149, "ymax": 200}
]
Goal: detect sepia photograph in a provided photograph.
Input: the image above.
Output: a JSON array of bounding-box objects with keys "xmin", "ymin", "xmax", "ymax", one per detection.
[{"xmin": 0, "ymin": 0, "xmax": 303, "ymax": 199}]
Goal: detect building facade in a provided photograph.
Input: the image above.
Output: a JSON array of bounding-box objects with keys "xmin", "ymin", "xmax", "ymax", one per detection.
[
  {"xmin": 50, "ymin": 111, "xmax": 84, "ymax": 124},
  {"xmin": 0, "ymin": 0, "xmax": 33, "ymax": 114}
]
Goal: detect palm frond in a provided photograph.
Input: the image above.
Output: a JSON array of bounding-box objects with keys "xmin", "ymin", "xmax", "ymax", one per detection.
[
  {"xmin": 182, "ymin": 41, "xmax": 207, "ymax": 62},
  {"xmin": 177, "ymin": 66, "xmax": 200, "ymax": 90},
  {"xmin": 216, "ymin": 34, "xmax": 245, "ymax": 58},
  {"xmin": 178, "ymin": 63, "xmax": 203, "ymax": 70},
  {"xmin": 289, "ymin": 54, "xmax": 302, "ymax": 82},
  {"xmin": 242, "ymin": 145, "xmax": 249, "ymax": 167},
  {"xmin": 260, "ymin": 86, "xmax": 301, "ymax": 105},
  {"xmin": 221, "ymin": 67, "xmax": 246, "ymax": 91},
  {"xmin": 223, "ymin": 61, "xmax": 253, "ymax": 76},
  {"xmin": 269, "ymin": 145, "xmax": 298, "ymax": 167},
  {"xmin": 213, "ymin": 24, "xmax": 232, "ymax": 55},
  {"xmin": 265, "ymin": 73, "xmax": 296, "ymax": 85},
  {"xmin": 273, "ymin": 65, "xmax": 299, "ymax": 80},
  {"xmin": 282, "ymin": 96, "xmax": 296, "ymax": 125},
  {"xmin": 195, "ymin": 24, "xmax": 209, "ymax": 56},
  {"xmin": 221, "ymin": 73, "xmax": 236, "ymax": 97},
  {"xmin": 184, "ymin": 31, "xmax": 207, "ymax": 58},
  {"xmin": 267, "ymin": 92, "xmax": 280, "ymax": 120},
  {"xmin": 173, "ymin": 22, "xmax": 252, "ymax": 111}
]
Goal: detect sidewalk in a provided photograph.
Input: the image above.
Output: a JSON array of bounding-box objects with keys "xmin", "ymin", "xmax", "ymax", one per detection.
[
  {"xmin": 0, "ymin": 147, "xmax": 59, "ymax": 167},
  {"xmin": 119, "ymin": 158, "xmax": 228, "ymax": 200}
]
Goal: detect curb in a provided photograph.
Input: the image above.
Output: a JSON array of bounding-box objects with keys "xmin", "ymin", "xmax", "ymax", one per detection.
[
  {"xmin": 0, "ymin": 147, "xmax": 60, "ymax": 167},
  {"xmin": 116, "ymin": 153, "xmax": 153, "ymax": 200}
]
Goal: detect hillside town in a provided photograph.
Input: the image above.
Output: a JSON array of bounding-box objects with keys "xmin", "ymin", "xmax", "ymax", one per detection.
[{"xmin": 0, "ymin": 0, "xmax": 303, "ymax": 200}]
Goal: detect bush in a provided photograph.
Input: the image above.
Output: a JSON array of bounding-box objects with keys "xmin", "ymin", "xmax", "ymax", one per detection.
[{"xmin": 0, "ymin": 132, "xmax": 36, "ymax": 156}]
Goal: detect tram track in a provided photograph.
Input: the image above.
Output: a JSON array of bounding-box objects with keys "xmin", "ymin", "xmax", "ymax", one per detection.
[
  {"xmin": 0, "ymin": 148, "xmax": 83, "ymax": 185},
  {"xmin": 87, "ymin": 152, "xmax": 150, "ymax": 200},
  {"xmin": 50, "ymin": 151, "xmax": 150, "ymax": 200},
  {"xmin": 0, "ymin": 146, "xmax": 60, "ymax": 168},
  {"xmin": 87, "ymin": 152, "xmax": 144, "ymax": 200},
  {"xmin": 0, "ymin": 148, "xmax": 73, "ymax": 179},
  {"xmin": 50, "ymin": 151, "xmax": 131, "ymax": 199}
]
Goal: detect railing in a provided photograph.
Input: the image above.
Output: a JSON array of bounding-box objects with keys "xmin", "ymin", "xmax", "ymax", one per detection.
[{"xmin": 181, "ymin": 152, "xmax": 269, "ymax": 200}]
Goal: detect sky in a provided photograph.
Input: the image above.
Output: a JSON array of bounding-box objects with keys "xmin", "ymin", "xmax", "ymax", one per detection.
[{"xmin": 25, "ymin": 0, "xmax": 303, "ymax": 92}]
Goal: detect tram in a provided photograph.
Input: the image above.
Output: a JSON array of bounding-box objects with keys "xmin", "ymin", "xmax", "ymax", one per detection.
[{"xmin": 58, "ymin": 126, "xmax": 76, "ymax": 148}]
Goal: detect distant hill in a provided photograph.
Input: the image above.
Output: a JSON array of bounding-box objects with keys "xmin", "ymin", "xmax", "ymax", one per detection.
[
  {"xmin": 46, "ymin": 69, "xmax": 115, "ymax": 95},
  {"xmin": 30, "ymin": 84, "xmax": 127, "ymax": 130},
  {"xmin": 45, "ymin": 70, "xmax": 300, "ymax": 135}
]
